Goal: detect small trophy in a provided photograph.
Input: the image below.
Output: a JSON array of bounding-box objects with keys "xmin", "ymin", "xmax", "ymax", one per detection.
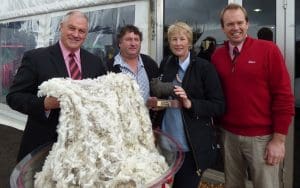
[{"xmin": 148, "ymin": 78, "xmax": 181, "ymax": 108}]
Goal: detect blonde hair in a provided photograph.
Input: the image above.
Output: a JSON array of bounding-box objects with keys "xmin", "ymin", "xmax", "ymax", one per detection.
[{"xmin": 167, "ymin": 22, "xmax": 193, "ymax": 47}]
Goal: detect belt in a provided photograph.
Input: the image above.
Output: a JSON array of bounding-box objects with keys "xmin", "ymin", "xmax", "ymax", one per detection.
[{"xmin": 147, "ymin": 98, "xmax": 182, "ymax": 108}]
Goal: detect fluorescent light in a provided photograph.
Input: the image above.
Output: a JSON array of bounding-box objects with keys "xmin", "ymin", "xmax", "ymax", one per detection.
[{"xmin": 253, "ymin": 8, "xmax": 262, "ymax": 12}]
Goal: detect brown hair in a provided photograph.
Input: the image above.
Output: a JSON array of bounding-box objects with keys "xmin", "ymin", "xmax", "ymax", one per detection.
[
  {"xmin": 117, "ymin": 25, "xmax": 143, "ymax": 46},
  {"xmin": 219, "ymin": 3, "xmax": 248, "ymax": 28}
]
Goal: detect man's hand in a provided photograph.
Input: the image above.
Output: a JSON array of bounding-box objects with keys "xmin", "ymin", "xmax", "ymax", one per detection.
[
  {"xmin": 44, "ymin": 96, "xmax": 60, "ymax": 110},
  {"xmin": 264, "ymin": 133, "xmax": 286, "ymax": 166}
]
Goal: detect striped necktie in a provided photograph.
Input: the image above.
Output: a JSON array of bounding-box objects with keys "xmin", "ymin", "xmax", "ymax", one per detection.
[
  {"xmin": 69, "ymin": 53, "xmax": 81, "ymax": 80},
  {"xmin": 233, "ymin": 46, "xmax": 239, "ymax": 61},
  {"xmin": 231, "ymin": 47, "xmax": 240, "ymax": 72}
]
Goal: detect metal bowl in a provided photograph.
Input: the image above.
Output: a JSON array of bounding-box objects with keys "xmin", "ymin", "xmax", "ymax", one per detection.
[{"xmin": 10, "ymin": 130, "xmax": 184, "ymax": 188}]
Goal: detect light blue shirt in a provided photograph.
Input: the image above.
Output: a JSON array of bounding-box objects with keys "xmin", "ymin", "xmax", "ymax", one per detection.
[
  {"xmin": 162, "ymin": 53, "xmax": 190, "ymax": 151},
  {"xmin": 113, "ymin": 53, "xmax": 150, "ymax": 102}
]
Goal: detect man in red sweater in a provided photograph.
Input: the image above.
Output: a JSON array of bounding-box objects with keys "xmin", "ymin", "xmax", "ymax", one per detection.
[{"xmin": 211, "ymin": 3, "xmax": 294, "ymax": 188}]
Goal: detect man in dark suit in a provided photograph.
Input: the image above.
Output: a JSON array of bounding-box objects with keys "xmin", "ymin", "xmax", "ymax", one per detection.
[{"xmin": 6, "ymin": 10, "xmax": 106, "ymax": 162}]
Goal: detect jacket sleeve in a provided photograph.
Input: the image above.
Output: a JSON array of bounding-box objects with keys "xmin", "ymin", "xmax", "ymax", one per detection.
[
  {"xmin": 187, "ymin": 61, "xmax": 225, "ymax": 118},
  {"xmin": 6, "ymin": 51, "xmax": 48, "ymax": 120}
]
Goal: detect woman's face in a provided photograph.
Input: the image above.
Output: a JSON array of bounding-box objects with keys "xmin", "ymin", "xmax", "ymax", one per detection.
[{"xmin": 169, "ymin": 32, "xmax": 190, "ymax": 61}]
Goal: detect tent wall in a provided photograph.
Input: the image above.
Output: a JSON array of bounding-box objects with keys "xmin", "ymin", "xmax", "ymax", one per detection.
[
  {"xmin": 0, "ymin": 0, "xmax": 132, "ymax": 21},
  {"xmin": 0, "ymin": 0, "xmax": 154, "ymax": 129}
]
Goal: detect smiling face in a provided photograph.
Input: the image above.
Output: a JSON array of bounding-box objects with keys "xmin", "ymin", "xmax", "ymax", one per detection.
[
  {"xmin": 119, "ymin": 31, "xmax": 141, "ymax": 59},
  {"xmin": 60, "ymin": 12, "xmax": 88, "ymax": 52},
  {"xmin": 222, "ymin": 8, "xmax": 249, "ymax": 46},
  {"xmin": 167, "ymin": 22, "xmax": 193, "ymax": 61},
  {"xmin": 169, "ymin": 32, "xmax": 190, "ymax": 61}
]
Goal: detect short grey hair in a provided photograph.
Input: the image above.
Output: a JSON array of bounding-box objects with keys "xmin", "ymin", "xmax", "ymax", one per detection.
[{"xmin": 61, "ymin": 10, "xmax": 89, "ymax": 25}]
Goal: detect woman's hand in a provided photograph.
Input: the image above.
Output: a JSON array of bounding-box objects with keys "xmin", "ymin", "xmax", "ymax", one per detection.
[
  {"xmin": 146, "ymin": 97, "xmax": 165, "ymax": 111},
  {"xmin": 173, "ymin": 86, "xmax": 191, "ymax": 109}
]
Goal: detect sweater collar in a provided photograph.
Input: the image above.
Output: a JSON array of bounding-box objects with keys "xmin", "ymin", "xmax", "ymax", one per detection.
[{"xmin": 225, "ymin": 36, "xmax": 251, "ymax": 55}]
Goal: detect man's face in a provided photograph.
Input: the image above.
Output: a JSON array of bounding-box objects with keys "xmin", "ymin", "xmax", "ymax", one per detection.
[
  {"xmin": 119, "ymin": 32, "xmax": 141, "ymax": 59},
  {"xmin": 60, "ymin": 14, "xmax": 88, "ymax": 52},
  {"xmin": 222, "ymin": 8, "xmax": 249, "ymax": 46}
]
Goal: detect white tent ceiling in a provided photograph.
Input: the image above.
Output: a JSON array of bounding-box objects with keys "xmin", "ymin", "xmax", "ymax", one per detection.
[{"xmin": 0, "ymin": 0, "xmax": 131, "ymax": 21}]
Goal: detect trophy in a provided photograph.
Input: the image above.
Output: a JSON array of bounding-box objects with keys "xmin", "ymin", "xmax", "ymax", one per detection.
[{"xmin": 148, "ymin": 78, "xmax": 181, "ymax": 108}]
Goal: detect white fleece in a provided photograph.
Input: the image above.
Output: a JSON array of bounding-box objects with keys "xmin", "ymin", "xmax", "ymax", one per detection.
[{"xmin": 34, "ymin": 73, "xmax": 168, "ymax": 188}]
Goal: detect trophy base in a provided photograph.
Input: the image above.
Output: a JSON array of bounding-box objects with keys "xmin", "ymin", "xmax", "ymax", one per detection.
[
  {"xmin": 157, "ymin": 100, "xmax": 173, "ymax": 108},
  {"xmin": 156, "ymin": 99, "xmax": 182, "ymax": 108},
  {"xmin": 147, "ymin": 99, "xmax": 182, "ymax": 108}
]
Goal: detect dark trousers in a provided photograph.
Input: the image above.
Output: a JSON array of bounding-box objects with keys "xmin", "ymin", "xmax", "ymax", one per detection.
[{"xmin": 172, "ymin": 151, "xmax": 201, "ymax": 188}]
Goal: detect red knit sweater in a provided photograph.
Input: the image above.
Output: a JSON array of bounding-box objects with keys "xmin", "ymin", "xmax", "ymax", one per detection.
[{"xmin": 211, "ymin": 37, "xmax": 294, "ymax": 136}]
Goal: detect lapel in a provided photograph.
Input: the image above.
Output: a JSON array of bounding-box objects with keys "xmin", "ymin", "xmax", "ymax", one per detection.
[
  {"xmin": 49, "ymin": 43, "xmax": 69, "ymax": 77},
  {"xmin": 80, "ymin": 49, "xmax": 88, "ymax": 78},
  {"xmin": 162, "ymin": 55, "xmax": 179, "ymax": 82}
]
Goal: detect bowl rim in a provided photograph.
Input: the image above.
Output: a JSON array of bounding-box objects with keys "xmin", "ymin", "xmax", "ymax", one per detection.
[
  {"xmin": 10, "ymin": 130, "xmax": 185, "ymax": 188},
  {"xmin": 146, "ymin": 129, "xmax": 185, "ymax": 187}
]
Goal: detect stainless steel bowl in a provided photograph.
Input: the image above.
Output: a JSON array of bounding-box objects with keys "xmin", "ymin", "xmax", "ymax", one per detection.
[{"xmin": 10, "ymin": 130, "xmax": 184, "ymax": 188}]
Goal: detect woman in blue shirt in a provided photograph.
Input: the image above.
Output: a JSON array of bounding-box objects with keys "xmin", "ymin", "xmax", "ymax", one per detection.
[{"xmin": 154, "ymin": 22, "xmax": 225, "ymax": 188}]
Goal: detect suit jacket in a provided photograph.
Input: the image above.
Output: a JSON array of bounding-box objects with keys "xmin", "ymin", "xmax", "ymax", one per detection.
[{"xmin": 6, "ymin": 42, "xmax": 106, "ymax": 161}]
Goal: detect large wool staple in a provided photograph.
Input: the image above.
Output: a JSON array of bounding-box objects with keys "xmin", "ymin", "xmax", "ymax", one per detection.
[{"xmin": 34, "ymin": 73, "xmax": 168, "ymax": 188}]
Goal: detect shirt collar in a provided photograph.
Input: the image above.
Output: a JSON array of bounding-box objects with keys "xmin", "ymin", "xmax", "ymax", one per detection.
[
  {"xmin": 59, "ymin": 40, "xmax": 80, "ymax": 60},
  {"xmin": 178, "ymin": 52, "xmax": 190, "ymax": 72},
  {"xmin": 228, "ymin": 35, "xmax": 248, "ymax": 56},
  {"xmin": 114, "ymin": 53, "xmax": 144, "ymax": 68},
  {"xmin": 229, "ymin": 42, "xmax": 243, "ymax": 55}
]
